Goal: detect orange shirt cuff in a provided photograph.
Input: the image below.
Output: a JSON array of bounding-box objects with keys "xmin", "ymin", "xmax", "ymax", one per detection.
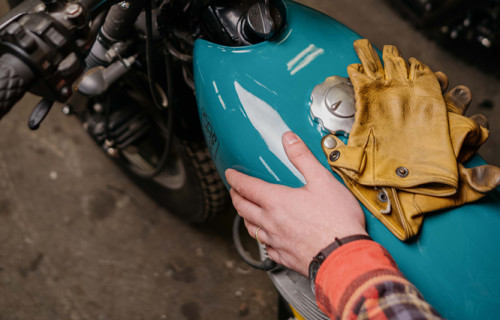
[{"xmin": 314, "ymin": 240, "xmax": 403, "ymax": 318}]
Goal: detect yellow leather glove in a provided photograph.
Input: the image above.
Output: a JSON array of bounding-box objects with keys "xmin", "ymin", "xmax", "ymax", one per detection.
[
  {"xmin": 442, "ymin": 86, "xmax": 490, "ymax": 163},
  {"xmin": 434, "ymin": 71, "xmax": 490, "ymax": 162},
  {"xmin": 322, "ymin": 137, "xmax": 500, "ymax": 240},
  {"xmin": 324, "ymin": 164, "xmax": 422, "ymax": 240},
  {"xmin": 329, "ymin": 39, "xmax": 458, "ymax": 197},
  {"xmin": 323, "ymin": 78, "xmax": 495, "ymax": 240}
]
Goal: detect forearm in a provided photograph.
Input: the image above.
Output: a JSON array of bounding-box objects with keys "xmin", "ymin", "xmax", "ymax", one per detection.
[{"xmin": 314, "ymin": 240, "xmax": 443, "ymax": 320}]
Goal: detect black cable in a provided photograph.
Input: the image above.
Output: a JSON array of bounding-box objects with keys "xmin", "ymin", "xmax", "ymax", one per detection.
[
  {"xmin": 232, "ymin": 214, "xmax": 278, "ymax": 271},
  {"xmin": 144, "ymin": 0, "xmax": 167, "ymax": 111},
  {"xmin": 129, "ymin": 0, "xmax": 173, "ymax": 179},
  {"xmin": 131, "ymin": 52, "xmax": 174, "ymax": 179}
]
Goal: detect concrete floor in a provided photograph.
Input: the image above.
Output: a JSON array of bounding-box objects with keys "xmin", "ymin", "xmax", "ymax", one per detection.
[
  {"xmin": 0, "ymin": 92, "xmax": 278, "ymax": 320},
  {"xmin": 0, "ymin": 1, "xmax": 499, "ymax": 320}
]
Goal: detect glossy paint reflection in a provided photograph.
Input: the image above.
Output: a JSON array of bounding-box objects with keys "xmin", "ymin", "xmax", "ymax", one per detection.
[
  {"xmin": 234, "ymin": 82, "xmax": 305, "ymax": 183},
  {"xmin": 287, "ymin": 44, "xmax": 325, "ymax": 75}
]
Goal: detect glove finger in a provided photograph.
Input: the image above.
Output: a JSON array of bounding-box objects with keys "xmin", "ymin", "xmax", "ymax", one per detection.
[
  {"xmin": 382, "ymin": 45, "xmax": 409, "ymax": 82},
  {"xmin": 434, "ymin": 71, "xmax": 449, "ymax": 92},
  {"xmin": 459, "ymin": 164, "xmax": 500, "ymax": 194},
  {"xmin": 470, "ymin": 114, "xmax": 489, "ymax": 130},
  {"xmin": 352, "ymin": 39, "xmax": 384, "ymax": 80},
  {"xmin": 408, "ymin": 57, "xmax": 432, "ymax": 81},
  {"xmin": 444, "ymin": 85, "xmax": 472, "ymax": 115},
  {"xmin": 347, "ymin": 63, "xmax": 371, "ymax": 87},
  {"xmin": 448, "ymin": 112, "xmax": 489, "ymax": 163}
]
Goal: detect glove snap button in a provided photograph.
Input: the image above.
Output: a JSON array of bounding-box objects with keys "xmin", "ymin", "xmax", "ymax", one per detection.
[
  {"xmin": 329, "ymin": 150, "xmax": 341, "ymax": 162},
  {"xmin": 396, "ymin": 167, "xmax": 409, "ymax": 178},
  {"xmin": 377, "ymin": 191, "xmax": 389, "ymax": 203},
  {"xmin": 323, "ymin": 136, "xmax": 337, "ymax": 149}
]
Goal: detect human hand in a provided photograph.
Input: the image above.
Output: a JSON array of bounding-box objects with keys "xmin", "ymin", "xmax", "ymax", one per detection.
[{"xmin": 225, "ymin": 131, "xmax": 367, "ymax": 276}]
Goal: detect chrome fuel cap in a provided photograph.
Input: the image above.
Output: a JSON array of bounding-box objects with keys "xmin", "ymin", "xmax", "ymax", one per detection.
[{"xmin": 310, "ymin": 76, "xmax": 356, "ymax": 136}]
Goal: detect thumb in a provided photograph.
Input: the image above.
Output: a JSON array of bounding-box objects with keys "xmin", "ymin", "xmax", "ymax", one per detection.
[
  {"xmin": 434, "ymin": 71, "xmax": 449, "ymax": 93},
  {"xmin": 460, "ymin": 164, "xmax": 500, "ymax": 194},
  {"xmin": 444, "ymin": 85, "xmax": 472, "ymax": 115},
  {"xmin": 282, "ymin": 131, "xmax": 329, "ymax": 183}
]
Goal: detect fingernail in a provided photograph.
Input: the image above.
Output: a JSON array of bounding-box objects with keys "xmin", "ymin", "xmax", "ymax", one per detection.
[{"xmin": 283, "ymin": 131, "xmax": 299, "ymax": 145}]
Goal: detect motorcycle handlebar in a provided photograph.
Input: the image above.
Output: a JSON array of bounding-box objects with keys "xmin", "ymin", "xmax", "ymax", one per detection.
[{"xmin": 0, "ymin": 54, "xmax": 34, "ymax": 119}]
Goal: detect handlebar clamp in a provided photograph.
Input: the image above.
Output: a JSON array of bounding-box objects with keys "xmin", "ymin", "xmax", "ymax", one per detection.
[{"xmin": 0, "ymin": 2, "xmax": 91, "ymax": 102}]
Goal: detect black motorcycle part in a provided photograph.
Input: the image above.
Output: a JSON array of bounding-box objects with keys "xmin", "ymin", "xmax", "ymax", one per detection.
[
  {"xmin": 232, "ymin": 214, "xmax": 278, "ymax": 271},
  {"xmin": 0, "ymin": 1, "xmax": 87, "ymax": 102},
  {"xmin": 165, "ymin": 56, "xmax": 204, "ymax": 142},
  {"xmin": 242, "ymin": 1, "xmax": 275, "ymax": 42},
  {"xmin": 199, "ymin": 0, "xmax": 284, "ymax": 46},
  {"xmin": 145, "ymin": 0, "xmax": 168, "ymax": 112},
  {"xmin": 101, "ymin": 0, "xmax": 145, "ymax": 42},
  {"xmin": 0, "ymin": 53, "xmax": 34, "ymax": 118},
  {"xmin": 86, "ymin": 103, "xmax": 152, "ymax": 150},
  {"xmin": 278, "ymin": 295, "xmax": 296, "ymax": 320},
  {"xmin": 28, "ymin": 97, "xmax": 54, "ymax": 130},
  {"xmin": 77, "ymin": 56, "xmax": 136, "ymax": 97},
  {"xmin": 83, "ymin": 72, "xmax": 228, "ymax": 223},
  {"xmin": 127, "ymin": 137, "xmax": 229, "ymax": 223},
  {"xmin": 86, "ymin": 1, "xmax": 145, "ymax": 69}
]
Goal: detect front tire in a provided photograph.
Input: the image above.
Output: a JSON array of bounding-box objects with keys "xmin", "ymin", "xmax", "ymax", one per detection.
[{"xmin": 122, "ymin": 137, "xmax": 228, "ymax": 223}]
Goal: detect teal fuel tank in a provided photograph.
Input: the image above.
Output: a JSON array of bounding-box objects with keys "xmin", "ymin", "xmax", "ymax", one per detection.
[{"xmin": 193, "ymin": 1, "xmax": 500, "ymax": 318}]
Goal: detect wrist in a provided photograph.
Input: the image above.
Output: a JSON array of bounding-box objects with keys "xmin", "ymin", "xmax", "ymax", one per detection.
[{"xmin": 308, "ymin": 234, "xmax": 372, "ymax": 294}]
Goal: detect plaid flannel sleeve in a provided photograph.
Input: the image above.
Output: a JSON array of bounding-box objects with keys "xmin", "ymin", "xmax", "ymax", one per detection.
[{"xmin": 314, "ymin": 240, "xmax": 444, "ymax": 320}]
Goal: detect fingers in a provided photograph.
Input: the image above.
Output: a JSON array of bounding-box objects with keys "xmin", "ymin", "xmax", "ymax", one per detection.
[
  {"xmin": 245, "ymin": 220, "xmax": 271, "ymax": 245},
  {"xmin": 264, "ymin": 246, "xmax": 286, "ymax": 271},
  {"xmin": 459, "ymin": 164, "xmax": 500, "ymax": 193},
  {"xmin": 265, "ymin": 245, "xmax": 279, "ymax": 262},
  {"xmin": 226, "ymin": 169, "xmax": 272, "ymax": 205},
  {"xmin": 408, "ymin": 57, "xmax": 431, "ymax": 81},
  {"xmin": 352, "ymin": 39, "xmax": 384, "ymax": 80},
  {"xmin": 230, "ymin": 188, "xmax": 262, "ymax": 224},
  {"xmin": 382, "ymin": 45, "xmax": 408, "ymax": 82},
  {"xmin": 445, "ymin": 85, "xmax": 472, "ymax": 115},
  {"xmin": 282, "ymin": 131, "xmax": 329, "ymax": 184},
  {"xmin": 347, "ymin": 63, "xmax": 369, "ymax": 86},
  {"xmin": 470, "ymin": 114, "xmax": 489, "ymax": 130}
]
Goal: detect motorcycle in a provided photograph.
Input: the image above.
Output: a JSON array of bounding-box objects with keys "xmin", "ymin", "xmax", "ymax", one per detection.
[{"xmin": 0, "ymin": 0, "xmax": 499, "ymax": 319}]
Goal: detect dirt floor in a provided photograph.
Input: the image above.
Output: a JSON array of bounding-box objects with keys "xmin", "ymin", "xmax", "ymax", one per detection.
[{"xmin": 0, "ymin": 1, "xmax": 499, "ymax": 320}]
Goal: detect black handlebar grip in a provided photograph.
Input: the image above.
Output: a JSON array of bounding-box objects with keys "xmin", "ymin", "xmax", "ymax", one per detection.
[{"xmin": 0, "ymin": 53, "xmax": 34, "ymax": 119}]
